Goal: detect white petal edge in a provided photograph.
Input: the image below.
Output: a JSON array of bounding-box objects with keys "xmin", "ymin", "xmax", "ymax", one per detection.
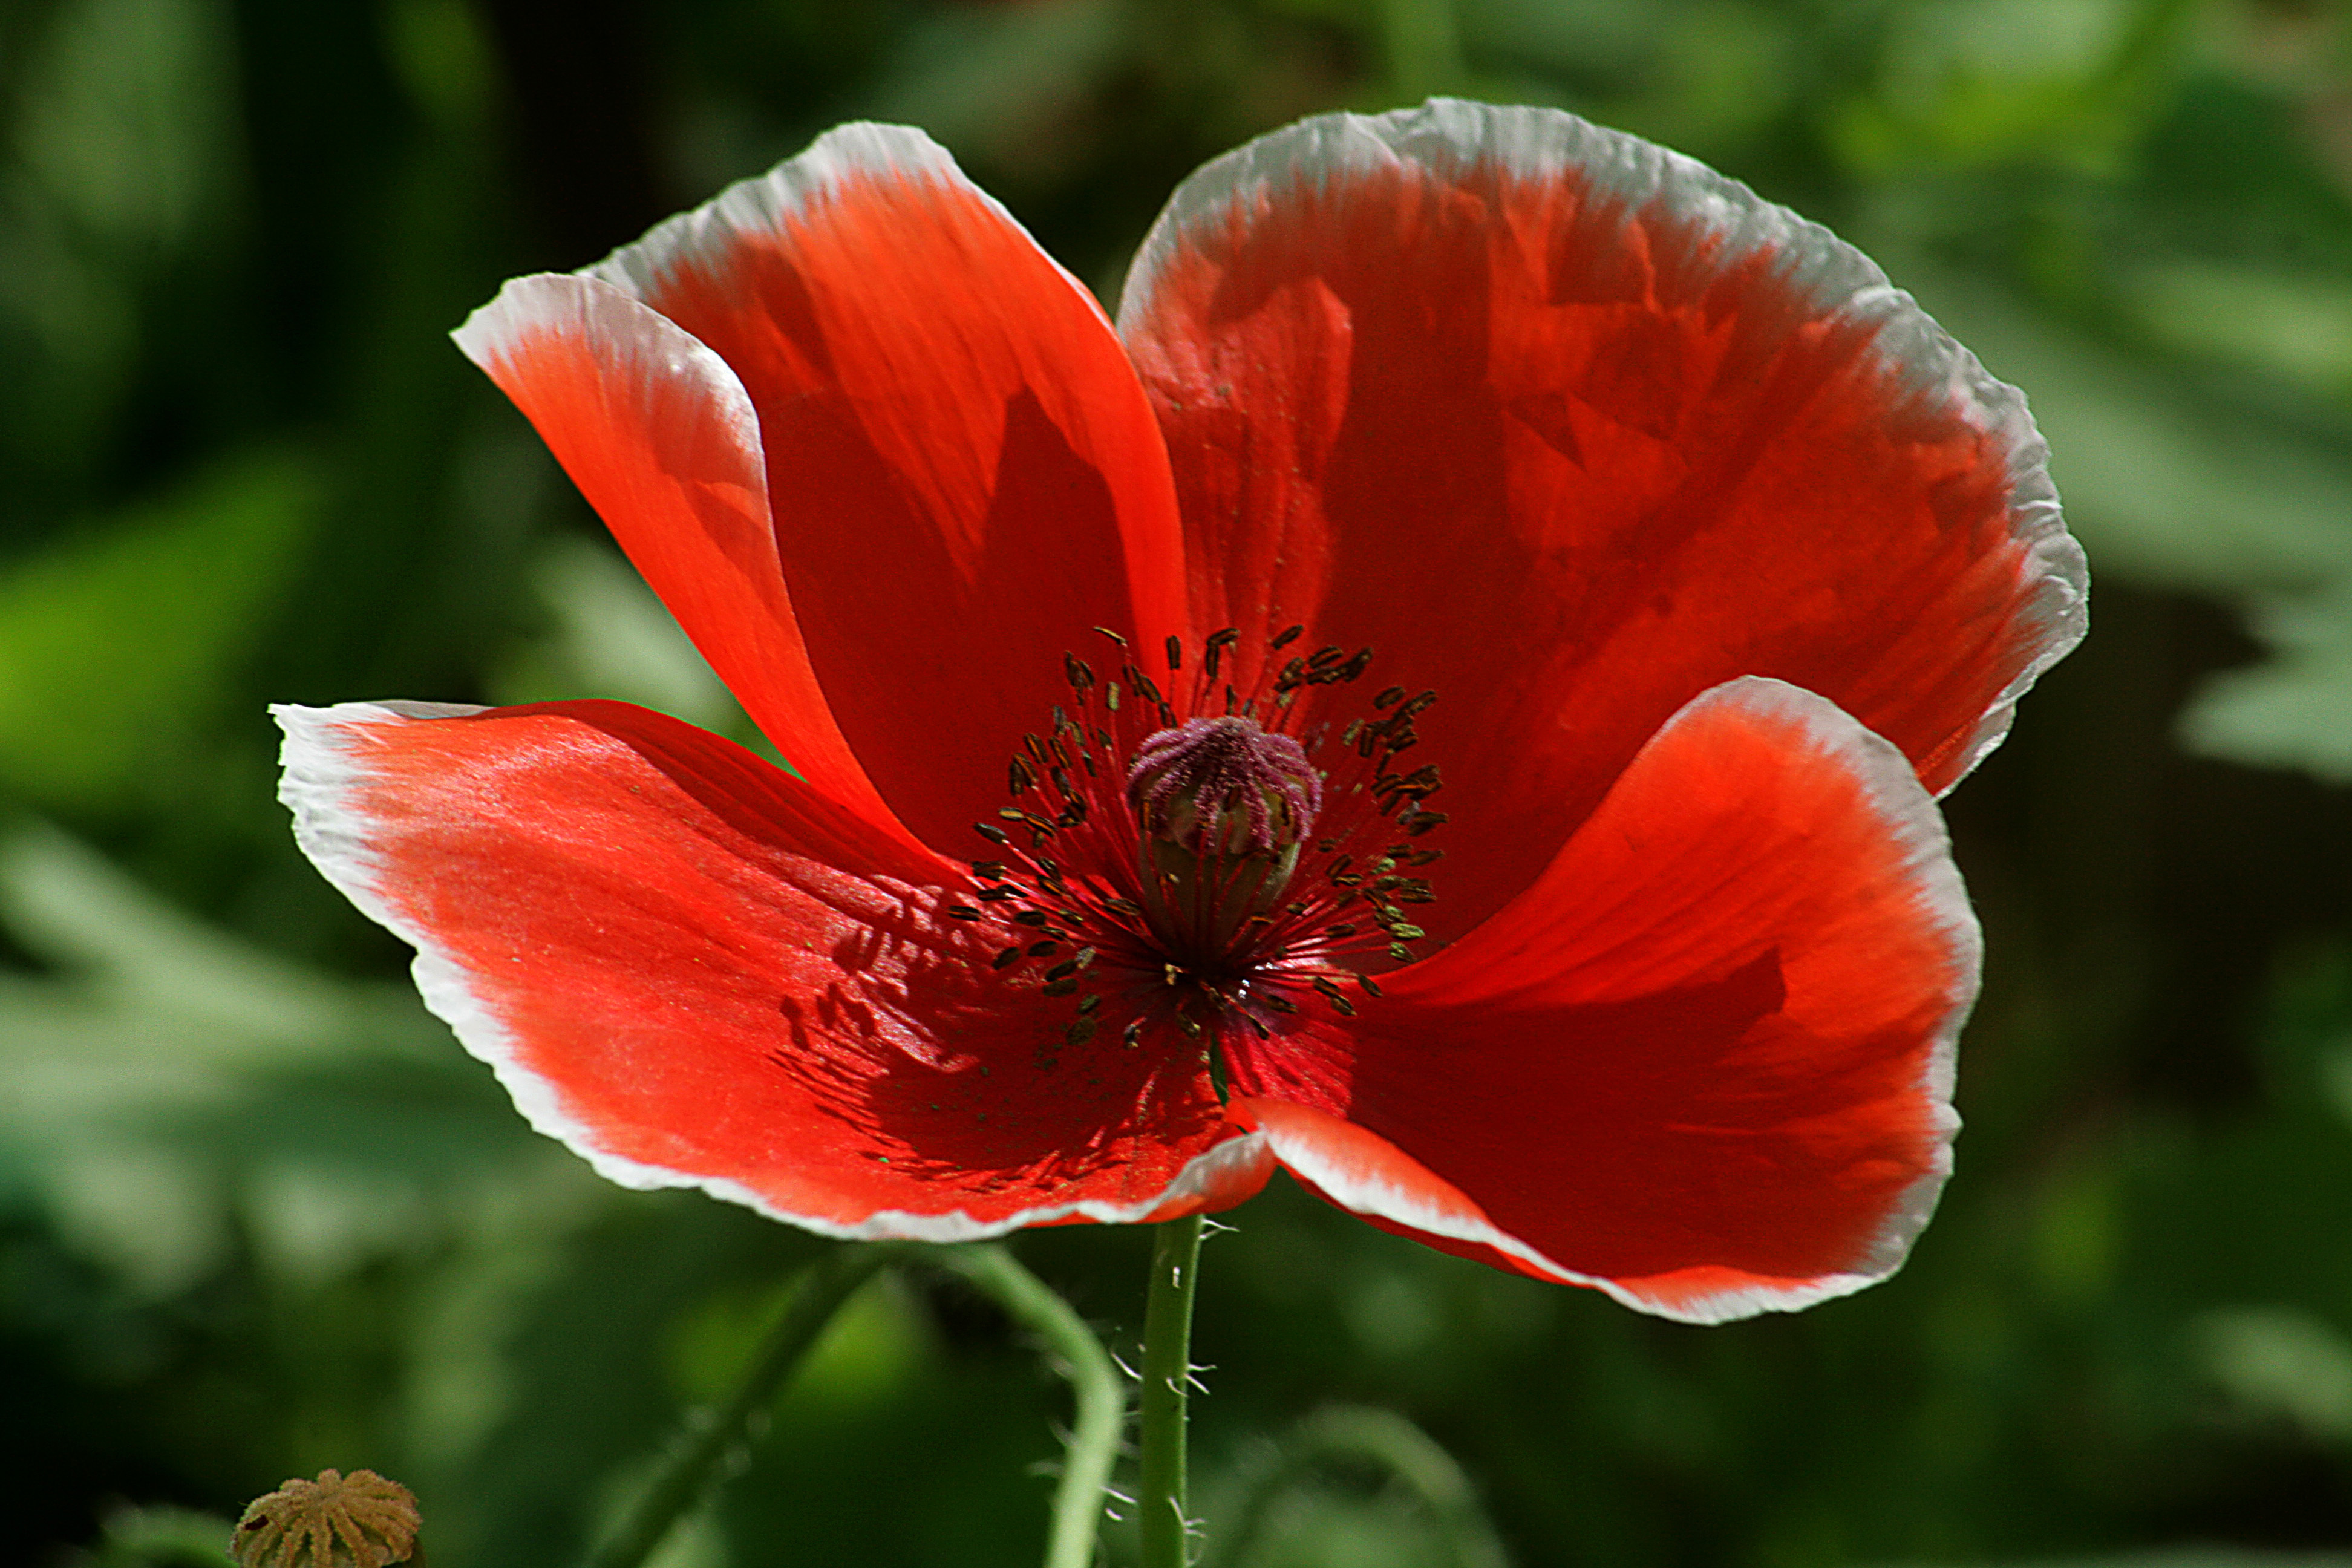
[
  {"xmin": 273, "ymin": 699, "xmax": 1276, "ymax": 1241},
  {"xmin": 578, "ymin": 120, "xmax": 1120, "ymax": 339},
  {"xmin": 1263, "ymin": 675, "xmax": 1978, "ymax": 1326},
  {"xmin": 1116, "ymin": 97, "xmax": 2086, "ymax": 795},
  {"xmin": 452, "ymin": 270, "xmax": 768, "ymax": 469}
]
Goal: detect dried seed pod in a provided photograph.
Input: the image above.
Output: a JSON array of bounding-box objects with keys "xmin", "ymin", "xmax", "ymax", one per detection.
[{"xmin": 232, "ymin": 1469, "xmax": 420, "ymax": 1568}]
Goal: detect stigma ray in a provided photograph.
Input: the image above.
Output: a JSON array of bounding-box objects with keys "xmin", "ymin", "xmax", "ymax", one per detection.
[{"xmin": 958, "ymin": 627, "xmax": 1447, "ymax": 1073}]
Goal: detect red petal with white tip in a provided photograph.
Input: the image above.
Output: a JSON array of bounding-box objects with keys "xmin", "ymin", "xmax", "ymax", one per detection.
[
  {"xmin": 275, "ymin": 699, "xmax": 1270, "ymax": 1236},
  {"xmin": 1225, "ymin": 678, "xmax": 1978, "ymax": 1323},
  {"xmin": 1120, "ymin": 99, "xmax": 2083, "ymax": 945},
  {"xmin": 584, "ymin": 123, "xmax": 1189, "ymax": 855},
  {"xmin": 452, "ymin": 274, "xmax": 906, "ymax": 842}
]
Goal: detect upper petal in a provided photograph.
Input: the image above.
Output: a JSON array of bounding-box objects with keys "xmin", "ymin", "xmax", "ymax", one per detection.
[
  {"xmin": 1224, "ymin": 677, "xmax": 1979, "ymax": 1322},
  {"xmin": 275, "ymin": 699, "xmax": 1270, "ymax": 1237},
  {"xmin": 452, "ymin": 273, "xmax": 906, "ymax": 843},
  {"xmin": 1120, "ymin": 98, "xmax": 2083, "ymax": 943},
  {"xmin": 582, "ymin": 123, "xmax": 1189, "ymax": 855}
]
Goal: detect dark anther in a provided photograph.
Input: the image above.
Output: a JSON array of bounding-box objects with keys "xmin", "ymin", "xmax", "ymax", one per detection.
[
  {"xmin": 1066, "ymin": 1016, "xmax": 1099, "ymax": 1048},
  {"xmin": 1078, "ymin": 993, "xmax": 1102, "ymax": 1014},
  {"xmin": 975, "ymin": 886, "xmax": 1021, "ymax": 902},
  {"xmin": 970, "ymin": 860, "xmax": 1007, "ymax": 878},
  {"xmin": 1012, "ymin": 910, "xmax": 1051, "ymax": 927},
  {"xmin": 1271, "ymin": 624, "xmax": 1305, "ymax": 651},
  {"xmin": 1324, "ymin": 923, "xmax": 1358, "ymax": 938},
  {"xmin": 1166, "ymin": 635, "xmax": 1183, "ymax": 670},
  {"xmin": 946, "ymin": 904, "xmax": 983, "ymax": 920},
  {"xmin": 1204, "ymin": 627, "xmax": 1240, "ymax": 679},
  {"xmin": 1044, "ymin": 976, "xmax": 1080, "ymax": 998},
  {"xmin": 1374, "ymin": 686, "xmax": 1406, "ymax": 709},
  {"xmin": 975, "ymin": 823, "xmax": 1010, "ymax": 846},
  {"xmin": 1312, "ymin": 977, "xmax": 1357, "ymax": 1017},
  {"xmin": 1358, "ymin": 974, "xmax": 1385, "ymax": 998},
  {"xmin": 992, "ymin": 946, "xmax": 1022, "ymax": 969},
  {"xmin": 1064, "ymin": 653, "xmax": 1095, "ymax": 691},
  {"xmin": 1044, "ymin": 958, "xmax": 1080, "ymax": 982},
  {"xmin": 1028, "ymin": 939, "xmax": 1059, "ymax": 956},
  {"xmin": 1308, "ymin": 645, "xmax": 1345, "ymax": 670},
  {"xmin": 1093, "ymin": 626, "xmax": 1129, "ymax": 648},
  {"xmin": 1123, "ymin": 1020, "xmax": 1145, "ymax": 1048}
]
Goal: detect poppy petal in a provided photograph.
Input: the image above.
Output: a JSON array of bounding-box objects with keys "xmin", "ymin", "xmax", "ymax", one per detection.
[
  {"xmin": 275, "ymin": 699, "xmax": 1272, "ymax": 1236},
  {"xmin": 582, "ymin": 123, "xmax": 1189, "ymax": 855},
  {"xmin": 451, "ymin": 273, "xmax": 904, "ymax": 841},
  {"xmin": 1119, "ymin": 98, "xmax": 2082, "ymax": 943},
  {"xmin": 1224, "ymin": 677, "xmax": 1978, "ymax": 1322}
]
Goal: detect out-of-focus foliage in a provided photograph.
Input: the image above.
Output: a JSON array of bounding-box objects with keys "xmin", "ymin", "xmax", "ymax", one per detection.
[{"xmin": 4, "ymin": 1, "xmax": 2352, "ymax": 1566}]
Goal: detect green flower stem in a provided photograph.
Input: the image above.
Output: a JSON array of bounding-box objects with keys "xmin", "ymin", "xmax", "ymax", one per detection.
[
  {"xmin": 1136, "ymin": 1213, "xmax": 1206, "ymax": 1568},
  {"xmin": 582, "ymin": 1241, "xmax": 906, "ymax": 1568},
  {"xmin": 1200, "ymin": 1405, "xmax": 1509, "ymax": 1568},
  {"xmin": 930, "ymin": 1244, "xmax": 1124, "ymax": 1568}
]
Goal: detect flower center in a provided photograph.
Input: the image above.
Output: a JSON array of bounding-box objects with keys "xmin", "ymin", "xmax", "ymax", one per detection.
[
  {"xmin": 946, "ymin": 626, "xmax": 1446, "ymax": 1080},
  {"xmin": 1126, "ymin": 714, "xmax": 1321, "ymax": 958}
]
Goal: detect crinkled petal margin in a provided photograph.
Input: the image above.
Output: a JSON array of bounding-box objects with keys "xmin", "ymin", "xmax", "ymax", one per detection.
[{"xmin": 275, "ymin": 699, "xmax": 1274, "ymax": 1241}]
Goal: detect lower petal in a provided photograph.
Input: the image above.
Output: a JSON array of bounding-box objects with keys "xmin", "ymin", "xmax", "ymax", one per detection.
[
  {"xmin": 1225, "ymin": 678, "xmax": 1979, "ymax": 1322},
  {"xmin": 276, "ymin": 698, "xmax": 1269, "ymax": 1236}
]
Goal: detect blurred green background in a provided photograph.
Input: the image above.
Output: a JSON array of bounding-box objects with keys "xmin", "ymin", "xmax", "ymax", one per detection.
[{"xmin": 5, "ymin": 0, "xmax": 2352, "ymax": 1564}]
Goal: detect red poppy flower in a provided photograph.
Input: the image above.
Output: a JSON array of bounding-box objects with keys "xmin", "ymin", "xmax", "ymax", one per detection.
[{"xmin": 277, "ymin": 101, "xmax": 2083, "ymax": 1323}]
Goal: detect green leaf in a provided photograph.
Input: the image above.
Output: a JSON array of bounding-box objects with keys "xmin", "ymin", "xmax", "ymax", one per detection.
[
  {"xmin": 0, "ymin": 449, "xmax": 315, "ymax": 807},
  {"xmin": 2177, "ymin": 580, "xmax": 2352, "ymax": 782},
  {"xmin": 1901, "ymin": 268, "xmax": 2352, "ymax": 593}
]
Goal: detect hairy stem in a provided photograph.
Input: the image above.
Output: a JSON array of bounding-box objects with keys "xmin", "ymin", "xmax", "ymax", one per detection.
[
  {"xmin": 930, "ymin": 1244, "xmax": 1123, "ymax": 1568},
  {"xmin": 1200, "ymin": 1405, "xmax": 1509, "ymax": 1568},
  {"xmin": 1136, "ymin": 1214, "xmax": 1206, "ymax": 1568},
  {"xmin": 582, "ymin": 1241, "xmax": 903, "ymax": 1568}
]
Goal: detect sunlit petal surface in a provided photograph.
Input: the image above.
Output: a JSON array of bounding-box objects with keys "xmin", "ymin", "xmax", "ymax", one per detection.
[
  {"xmin": 276, "ymin": 699, "xmax": 1272, "ymax": 1237},
  {"xmin": 1120, "ymin": 99, "xmax": 2083, "ymax": 944},
  {"xmin": 1226, "ymin": 678, "xmax": 1977, "ymax": 1322}
]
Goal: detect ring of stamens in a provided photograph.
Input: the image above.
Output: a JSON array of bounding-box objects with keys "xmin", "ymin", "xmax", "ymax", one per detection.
[{"xmin": 944, "ymin": 623, "xmax": 1446, "ymax": 1083}]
